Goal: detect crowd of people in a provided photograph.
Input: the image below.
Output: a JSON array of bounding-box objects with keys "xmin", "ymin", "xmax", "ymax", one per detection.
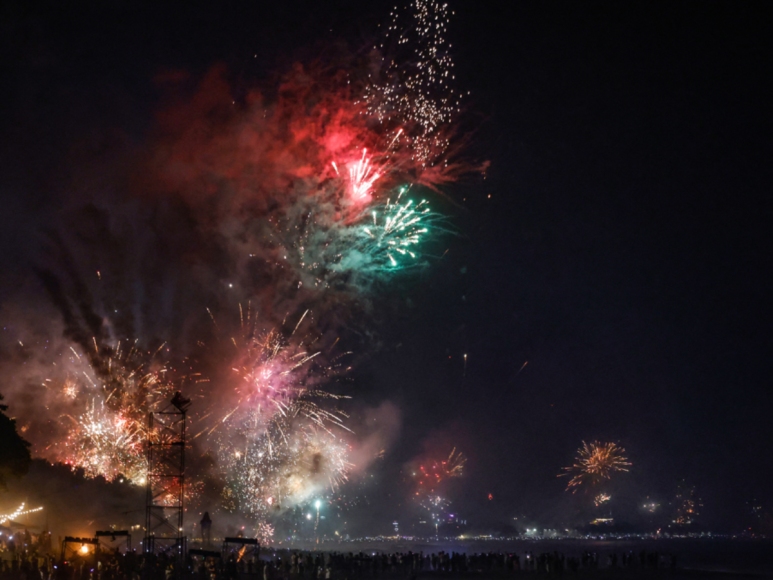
[
  {"xmin": 1, "ymin": 532, "xmax": 679, "ymax": 580},
  {"xmin": 238, "ymin": 549, "xmax": 677, "ymax": 578}
]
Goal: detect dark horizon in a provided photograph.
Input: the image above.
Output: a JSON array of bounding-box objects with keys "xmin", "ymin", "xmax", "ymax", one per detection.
[{"xmin": 1, "ymin": 0, "xmax": 772, "ymax": 535}]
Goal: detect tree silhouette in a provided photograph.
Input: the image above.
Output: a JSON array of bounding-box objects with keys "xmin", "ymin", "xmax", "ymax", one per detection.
[{"xmin": 0, "ymin": 393, "xmax": 31, "ymax": 489}]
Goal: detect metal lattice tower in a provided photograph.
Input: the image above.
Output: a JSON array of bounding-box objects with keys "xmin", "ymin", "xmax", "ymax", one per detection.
[{"xmin": 143, "ymin": 392, "xmax": 190, "ymax": 558}]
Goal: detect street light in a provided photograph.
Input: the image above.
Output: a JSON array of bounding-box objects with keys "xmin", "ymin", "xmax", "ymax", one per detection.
[{"xmin": 314, "ymin": 500, "xmax": 322, "ymax": 536}]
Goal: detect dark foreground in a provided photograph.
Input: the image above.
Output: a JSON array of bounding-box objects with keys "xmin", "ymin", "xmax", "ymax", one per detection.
[{"xmin": 2, "ymin": 543, "xmax": 772, "ymax": 580}]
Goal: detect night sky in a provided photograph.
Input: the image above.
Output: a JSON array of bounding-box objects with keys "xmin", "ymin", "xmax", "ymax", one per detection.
[{"xmin": 1, "ymin": 1, "xmax": 772, "ymax": 532}]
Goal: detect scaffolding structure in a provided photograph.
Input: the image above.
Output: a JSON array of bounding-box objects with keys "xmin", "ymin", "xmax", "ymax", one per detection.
[
  {"xmin": 61, "ymin": 536, "xmax": 98, "ymax": 563},
  {"xmin": 95, "ymin": 530, "xmax": 131, "ymax": 554},
  {"xmin": 143, "ymin": 392, "xmax": 190, "ymax": 559}
]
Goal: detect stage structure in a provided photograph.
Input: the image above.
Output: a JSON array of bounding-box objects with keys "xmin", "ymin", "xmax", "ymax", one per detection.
[
  {"xmin": 222, "ymin": 537, "xmax": 259, "ymax": 561},
  {"xmin": 189, "ymin": 549, "xmax": 221, "ymax": 561},
  {"xmin": 61, "ymin": 537, "xmax": 98, "ymax": 562},
  {"xmin": 143, "ymin": 392, "xmax": 191, "ymax": 558},
  {"xmin": 96, "ymin": 530, "xmax": 131, "ymax": 553}
]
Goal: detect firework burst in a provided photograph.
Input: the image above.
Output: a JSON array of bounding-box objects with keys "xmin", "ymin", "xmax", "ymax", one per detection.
[
  {"xmin": 222, "ymin": 410, "xmax": 352, "ymax": 526},
  {"xmin": 267, "ymin": 188, "xmax": 444, "ymax": 302},
  {"xmin": 419, "ymin": 493, "xmax": 452, "ymax": 531},
  {"xmin": 195, "ymin": 306, "xmax": 349, "ymax": 437},
  {"xmin": 411, "ymin": 447, "xmax": 466, "ymax": 496},
  {"xmin": 197, "ymin": 306, "xmax": 352, "ymax": 526},
  {"xmin": 63, "ymin": 400, "xmax": 148, "ymax": 483},
  {"xmin": 358, "ymin": 191, "xmax": 434, "ymax": 269},
  {"xmin": 52, "ymin": 340, "xmax": 175, "ymax": 484},
  {"xmin": 559, "ymin": 441, "xmax": 631, "ymax": 492}
]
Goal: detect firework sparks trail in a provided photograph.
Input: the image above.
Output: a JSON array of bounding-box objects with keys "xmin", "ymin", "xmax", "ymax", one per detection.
[
  {"xmin": 594, "ymin": 493, "xmax": 612, "ymax": 507},
  {"xmin": 347, "ymin": 149, "xmax": 382, "ymax": 202},
  {"xmin": 559, "ymin": 441, "xmax": 631, "ymax": 492},
  {"xmin": 363, "ymin": 0, "xmax": 462, "ymax": 172}
]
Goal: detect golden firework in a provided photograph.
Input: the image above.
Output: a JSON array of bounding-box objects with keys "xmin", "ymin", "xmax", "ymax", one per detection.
[{"xmin": 559, "ymin": 441, "xmax": 631, "ymax": 492}]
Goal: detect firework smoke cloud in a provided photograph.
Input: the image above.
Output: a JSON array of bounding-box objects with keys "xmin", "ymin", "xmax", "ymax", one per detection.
[{"xmin": 0, "ymin": 0, "xmax": 477, "ymax": 539}]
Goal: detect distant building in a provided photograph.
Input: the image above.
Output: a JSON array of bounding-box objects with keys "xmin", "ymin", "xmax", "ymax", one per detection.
[
  {"xmin": 673, "ymin": 480, "xmax": 703, "ymax": 525},
  {"xmin": 201, "ymin": 512, "xmax": 212, "ymax": 545}
]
